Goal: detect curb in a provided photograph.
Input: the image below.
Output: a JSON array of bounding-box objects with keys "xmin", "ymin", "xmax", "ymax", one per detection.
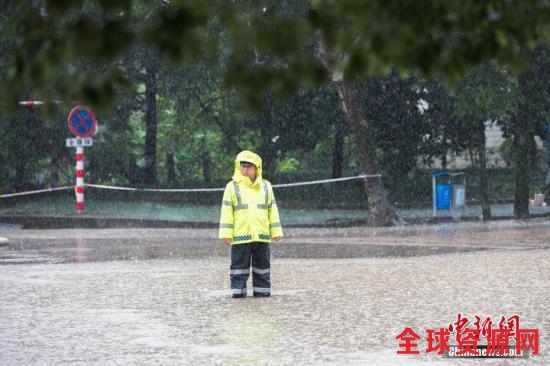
[
  {"xmin": 0, "ymin": 215, "xmax": 216, "ymax": 230},
  {"xmin": 1, "ymin": 213, "xmax": 550, "ymax": 230}
]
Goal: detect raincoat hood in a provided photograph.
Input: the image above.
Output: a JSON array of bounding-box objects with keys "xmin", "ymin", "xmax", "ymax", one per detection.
[{"xmin": 232, "ymin": 150, "xmax": 263, "ymax": 184}]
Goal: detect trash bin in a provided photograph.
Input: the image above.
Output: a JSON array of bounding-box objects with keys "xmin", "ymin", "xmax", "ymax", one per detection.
[
  {"xmin": 435, "ymin": 183, "xmax": 451, "ymax": 210},
  {"xmin": 453, "ymin": 184, "xmax": 466, "ymax": 209},
  {"xmin": 431, "ymin": 171, "xmax": 466, "ymax": 217}
]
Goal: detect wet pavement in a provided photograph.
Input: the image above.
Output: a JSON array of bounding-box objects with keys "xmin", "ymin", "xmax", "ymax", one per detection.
[
  {"xmin": 2, "ymin": 201, "xmax": 550, "ymax": 228},
  {"xmin": 0, "ymin": 219, "xmax": 549, "ymax": 365}
]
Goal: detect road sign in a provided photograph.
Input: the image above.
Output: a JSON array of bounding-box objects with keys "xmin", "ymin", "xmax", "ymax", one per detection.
[
  {"xmin": 66, "ymin": 138, "xmax": 93, "ymax": 147},
  {"xmin": 68, "ymin": 105, "xmax": 97, "ymax": 138}
]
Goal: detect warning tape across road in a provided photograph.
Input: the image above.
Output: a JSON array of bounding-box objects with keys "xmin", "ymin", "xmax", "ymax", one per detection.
[
  {"xmin": 271, "ymin": 174, "xmax": 381, "ymax": 188},
  {"xmin": 0, "ymin": 186, "xmax": 74, "ymax": 199},
  {"xmin": 87, "ymin": 174, "xmax": 381, "ymax": 192},
  {"xmin": 0, "ymin": 174, "xmax": 381, "ymax": 198},
  {"xmin": 85, "ymin": 184, "xmax": 225, "ymax": 193}
]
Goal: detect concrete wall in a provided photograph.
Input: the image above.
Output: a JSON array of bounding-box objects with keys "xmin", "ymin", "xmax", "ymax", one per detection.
[{"xmin": 425, "ymin": 122, "xmax": 544, "ymax": 170}]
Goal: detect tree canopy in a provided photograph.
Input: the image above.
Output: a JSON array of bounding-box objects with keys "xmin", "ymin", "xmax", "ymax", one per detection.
[{"xmin": 2, "ymin": 1, "xmax": 550, "ymax": 109}]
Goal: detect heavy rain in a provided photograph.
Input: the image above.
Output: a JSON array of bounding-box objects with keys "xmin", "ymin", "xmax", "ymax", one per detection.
[
  {"xmin": 1, "ymin": 1, "xmax": 550, "ymax": 365},
  {"xmin": 2, "ymin": 222, "xmax": 549, "ymax": 365}
]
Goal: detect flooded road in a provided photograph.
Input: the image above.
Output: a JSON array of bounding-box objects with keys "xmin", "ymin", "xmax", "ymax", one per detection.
[{"xmin": 0, "ymin": 222, "xmax": 549, "ymax": 365}]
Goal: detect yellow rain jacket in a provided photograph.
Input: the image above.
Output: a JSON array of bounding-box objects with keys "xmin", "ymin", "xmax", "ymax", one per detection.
[{"xmin": 219, "ymin": 151, "xmax": 283, "ymax": 244}]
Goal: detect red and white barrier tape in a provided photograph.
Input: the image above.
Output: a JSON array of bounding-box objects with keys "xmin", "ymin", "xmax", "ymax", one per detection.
[
  {"xmin": 272, "ymin": 174, "xmax": 381, "ymax": 188},
  {"xmin": 1, "ymin": 174, "xmax": 381, "ymax": 198},
  {"xmin": 85, "ymin": 184, "xmax": 225, "ymax": 192},
  {"xmin": 0, "ymin": 186, "xmax": 74, "ymax": 199},
  {"xmin": 86, "ymin": 174, "xmax": 380, "ymax": 191}
]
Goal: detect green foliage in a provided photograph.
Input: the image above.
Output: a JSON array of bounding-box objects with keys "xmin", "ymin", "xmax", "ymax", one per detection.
[
  {"xmin": 308, "ymin": 0, "xmax": 550, "ymax": 81},
  {"xmin": 509, "ymin": 44, "xmax": 550, "ymax": 140},
  {"xmin": 355, "ymin": 75, "xmax": 455, "ymax": 186},
  {"xmin": 5, "ymin": 0, "xmax": 549, "ymax": 109},
  {"xmin": 498, "ymin": 138, "xmax": 514, "ymax": 167},
  {"xmin": 414, "ymin": 78, "xmax": 455, "ymax": 161},
  {"xmin": 453, "ymin": 61, "xmax": 519, "ymax": 146},
  {"xmin": 277, "ymin": 157, "xmax": 300, "ymax": 173},
  {"xmin": 359, "ymin": 75, "xmax": 425, "ymax": 177},
  {"xmin": 223, "ymin": 86, "xmax": 342, "ymax": 178},
  {"xmin": 2, "ymin": 0, "xmax": 550, "ymax": 215}
]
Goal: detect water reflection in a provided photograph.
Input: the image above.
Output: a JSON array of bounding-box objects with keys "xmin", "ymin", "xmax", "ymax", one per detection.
[
  {"xmin": 75, "ymin": 237, "xmax": 87, "ymax": 263},
  {"xmin": 1, "ymin": 251, "xmax": 547, "ymax": 365}
]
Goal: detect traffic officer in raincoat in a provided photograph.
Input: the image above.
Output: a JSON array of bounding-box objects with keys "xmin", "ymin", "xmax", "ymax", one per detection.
[{"xmin": 219, "ymin": 150, "xmax": 283, "ymax": 298}]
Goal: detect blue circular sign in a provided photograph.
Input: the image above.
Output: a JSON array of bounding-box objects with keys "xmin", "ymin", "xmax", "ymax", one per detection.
[{"xmin": 68, "ymin": 105, "xmax": 97, "ymax": 138}]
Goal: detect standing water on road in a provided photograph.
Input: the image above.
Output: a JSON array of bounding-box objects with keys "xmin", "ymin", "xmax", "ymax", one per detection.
[{"xmin": 1, "ymin": 246, "xmax": 548, "ymax": 365}]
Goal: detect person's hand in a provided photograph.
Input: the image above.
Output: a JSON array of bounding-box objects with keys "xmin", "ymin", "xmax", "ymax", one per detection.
[
  {"xmin": 272, "ymin": 236, "xmax": 282, "ymax": 242},
  {"xmin": 222, "ymin": 238, "xmax": 232, "ymax": 246}
]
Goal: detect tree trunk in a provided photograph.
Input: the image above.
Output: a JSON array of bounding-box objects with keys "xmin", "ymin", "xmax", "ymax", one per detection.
[
  {"xmin": 166, "ymin": 152, "xmax": 176, "ymax": 185},
  {"xmin": 332, "ymin": 115, "xmax": 345, "ymax": 178},
  {"xmin": 143, "ymin": 61, "xmax": 158, "ymax": 185},
  {"xmin": 128, "ymin": 155, "xmax": 141, "ymax": 185},
  {"xmin": 513, "ymin": 113, "xmax": 531, "ymax": 218},
  {"xmin": 258, "ymin": 93, "xmax": 278, "ymax": 178},
  {"xmin": 201, "ymin": 146, "xmax": 211, "ymax": 184},
  {"xmin": 313, "ymin": 33, "xmax": 399, "ymax": 226},
  {"xmin": 477, "ymin": 128, "xmax": 492, "ymax": 220},
  {"xmin": 333, "ymin": 79, "xmax": 400, "ymax": 226},
  {"xmin": 49, "ymin": 155, "xmax": 61, "ymax": 187},
  {"xmin": 14, "ymin": 159, "xmax": 26, "ymax": 191},
  {"xmin": 166, "ymin": 136, "xmax": 176, "ymax": 186}
]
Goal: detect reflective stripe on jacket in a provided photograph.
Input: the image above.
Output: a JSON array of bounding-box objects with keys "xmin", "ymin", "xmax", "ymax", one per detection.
[{"xmin": 219, "ymin": 150, "xmax": 283, "ymax": 244}]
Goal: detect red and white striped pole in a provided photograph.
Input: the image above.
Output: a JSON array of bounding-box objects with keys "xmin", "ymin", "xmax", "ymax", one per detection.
[
  {"xmin": 75, "ymin": 143, "xmax": 85, "ymax": 212},
  {"xmin": 19, "ymin": 100, "xmax": 95, "ymax": 213}
]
